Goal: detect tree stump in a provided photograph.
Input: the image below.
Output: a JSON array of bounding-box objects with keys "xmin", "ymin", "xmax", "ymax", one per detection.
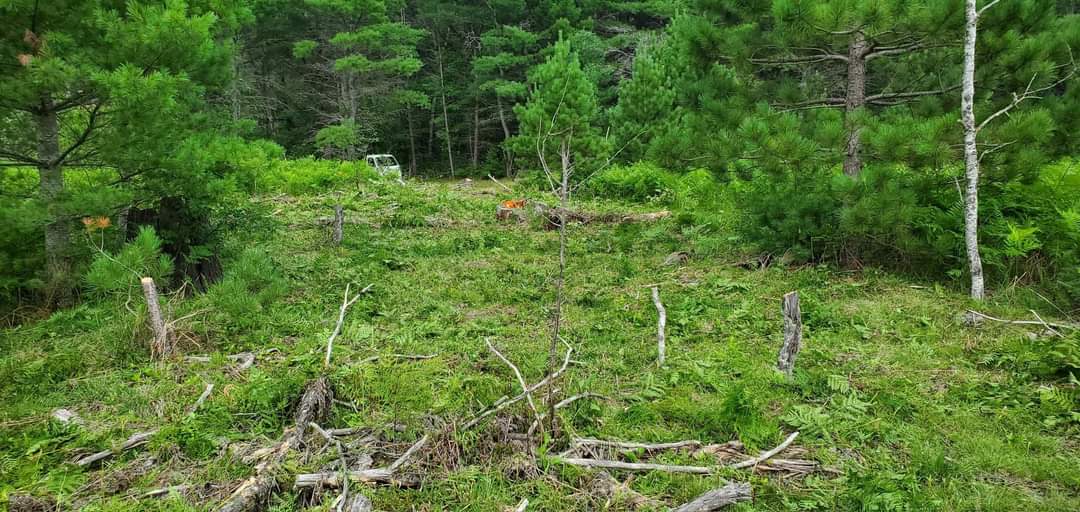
[
  {"xmin": 776, "ymin": 291, "xmax": 802, "ymax": 375},
  {"xmin": 333, "ymin": 205, "xmax": 344, "ymax": 244},
  {"xmin": 141, "ymin": 277, "xmax": 172, "ymax": 359}
]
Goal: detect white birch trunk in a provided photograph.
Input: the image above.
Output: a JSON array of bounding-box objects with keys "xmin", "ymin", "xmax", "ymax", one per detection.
[{"xmin": 962, "ymin": 0, "xmax": 985, "ymax": 300}]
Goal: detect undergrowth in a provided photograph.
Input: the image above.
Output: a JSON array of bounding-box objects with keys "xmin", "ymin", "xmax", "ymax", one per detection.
[{"xmin": 0, "ymin": 178, "xmax": 1077, "ymax": 510}]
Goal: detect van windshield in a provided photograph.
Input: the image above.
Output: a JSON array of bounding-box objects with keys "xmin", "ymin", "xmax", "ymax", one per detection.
[{"xmin": 372, "ymin": 156, "xmax": 398, "ymax": 167}]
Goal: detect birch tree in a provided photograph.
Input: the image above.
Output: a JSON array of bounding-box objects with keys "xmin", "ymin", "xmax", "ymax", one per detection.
[{"xmin": 961, "ymin": 0, "xmax": 1076, "ymax": 300}]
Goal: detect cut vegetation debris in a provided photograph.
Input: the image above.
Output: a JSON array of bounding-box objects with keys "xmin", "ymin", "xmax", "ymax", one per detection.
[{"xmin": 1, "ymin": 180, "xmax": 1079, "ymax": 511}]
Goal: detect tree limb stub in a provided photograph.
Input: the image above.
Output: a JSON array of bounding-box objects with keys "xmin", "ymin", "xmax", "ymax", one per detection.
[{"xmin": 671, "ymin": 482, "xmax": 753, "ymax": 512}]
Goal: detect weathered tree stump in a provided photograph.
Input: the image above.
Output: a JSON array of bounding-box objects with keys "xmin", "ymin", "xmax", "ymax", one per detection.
[
  {"xmin": 651, "ymin": 286, "xmax": 666, "ymax": 366},
  {"xmin": 332, "ymin": 205, "xmax": 344, "ymax": 244},
  {"xmin": 671, "ymin": 482, "xmax": 752, "ymax": 512},
  {"xmin": 776, "ymin": 291, "xmax": 802, "ymax": 375},
  {"xmin": 141, "ymin": 277, "xmax": 172, "ymax": 359}
]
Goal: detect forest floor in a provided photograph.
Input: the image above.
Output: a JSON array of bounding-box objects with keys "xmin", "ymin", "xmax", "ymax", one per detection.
[{"xmin": 1, "ymin": 178, "xmax": 1079, "ymax": 511}]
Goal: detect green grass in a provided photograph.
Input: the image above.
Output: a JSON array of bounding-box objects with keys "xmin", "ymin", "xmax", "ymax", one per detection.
[{"xmin": 1, "ymin": 179, "xmax": 1078, "ymax": 511}]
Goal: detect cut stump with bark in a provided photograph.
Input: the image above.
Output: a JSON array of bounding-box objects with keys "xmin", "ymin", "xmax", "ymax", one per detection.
[
  {"xmin": 141, "ymin": 277, "xmax": 172, "ymax": 359},
  {"xmin": 777, "ymin": 291, "xmax": 802, "ymax": 375},
  {"xmin": 332, "ymin": 205, "xmax": 344, "ymax": 245}
]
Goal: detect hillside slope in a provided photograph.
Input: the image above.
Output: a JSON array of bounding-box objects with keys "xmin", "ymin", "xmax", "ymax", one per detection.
[{"xmin": 1, "ymin": 180, "xmax": 1078, "ymax": 511}]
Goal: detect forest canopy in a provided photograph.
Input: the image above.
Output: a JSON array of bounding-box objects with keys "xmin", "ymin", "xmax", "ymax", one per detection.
[{"xmin": 1, "ymin": 0, "xmax": 1079, "ymax": 307}]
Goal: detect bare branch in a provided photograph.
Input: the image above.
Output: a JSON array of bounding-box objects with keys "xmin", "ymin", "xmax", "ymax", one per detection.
[
  {"xmin": 486, "ymin": 339, "xmax": 543, "ymax": 435},
  {"xmin": 978, "ymin": 0, "xmax": 1002, "ymax": 16},
  {"xmin": 324, "ymin": 283, "xmax": 374, "ymax": 368},
  {"xmin": 977, "ymin": 67, "xmax": 1077, "ymax": 133},
  {"xmin": 55, "ymin": 102, "xmax": 103, "ymax": 166},
  {"xmin": 866, "ymin": 85, "xmax": 961, "ymax": 104}
]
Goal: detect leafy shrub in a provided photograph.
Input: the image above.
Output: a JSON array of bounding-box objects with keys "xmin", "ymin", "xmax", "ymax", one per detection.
[
  {"xmin": 586, "ymin": 162, "xmax": 679, "ymax": 202},
  {"xmin": 205, "ymin": 249, "xmax": 287, "ymax": 332},
  {"xmin": 261, "ymin": 157, "xmax": 378, "ymax": 195},
  {"xmin": 85, "ymin": 226, "xmax": 173, "ymax": 296}
]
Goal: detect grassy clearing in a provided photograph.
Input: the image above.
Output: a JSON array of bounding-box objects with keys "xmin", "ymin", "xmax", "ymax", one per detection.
[{"xmin": 1, "ymin": 179, "xmax": 1078, "ymax": 511}]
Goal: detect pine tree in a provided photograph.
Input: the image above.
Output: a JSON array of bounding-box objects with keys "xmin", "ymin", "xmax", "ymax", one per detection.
[
  {"xmin": 0, "ymin": 0, "xmax": 249, "ymax": 303},
  {"xmin": 742, "ymin": 0, "xmax": 964, "ymax": 177},
  {"xmin": 514, "ymin": 36, "xmax": 607, "ymax": 183}
]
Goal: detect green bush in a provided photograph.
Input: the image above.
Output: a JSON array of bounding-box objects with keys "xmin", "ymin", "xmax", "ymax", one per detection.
[
  {"xmin": 731, "ymin": 158, "xmax": 1080, "ymax": 305},
  {"xmin": 205, "ymin": 249, "xmax": 287, "ymax": 332},
  {"xmin": 585, "ymin": 162, "xmax": 679, "ymax": 202},
  {"xmin": 260, "ymin": 157, "xmax": 378, "ymax": 195},
  {"xmin": 85, "ymin": 226, "xmax": 174, "ymax": 296}
]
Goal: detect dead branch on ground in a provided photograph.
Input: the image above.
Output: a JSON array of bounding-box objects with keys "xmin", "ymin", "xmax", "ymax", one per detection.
[
  {"xmin": 325, "ymin": 283, "xmax": 374, "ymax": 368},
  {"xmin": 671, "ymin": 482, "xmax": 752, "ymax": 512},
  {"xmin": 461, "ymin": 342, "xmax": 573, "ymax": 430},
  {"xmin": 216, "ymin": 377, "xmax": 331, "ymax": 512}
]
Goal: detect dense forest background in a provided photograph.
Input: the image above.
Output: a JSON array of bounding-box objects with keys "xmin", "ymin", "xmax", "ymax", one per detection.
[{"xmin": 2, "ymin": 0, "xmax": 1080, "ymax": 314}]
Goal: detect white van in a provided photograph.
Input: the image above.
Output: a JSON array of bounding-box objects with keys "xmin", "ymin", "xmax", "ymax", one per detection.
[{"xmin": 365, "ymin": 154, "xmax": 402, "ymax": 180}]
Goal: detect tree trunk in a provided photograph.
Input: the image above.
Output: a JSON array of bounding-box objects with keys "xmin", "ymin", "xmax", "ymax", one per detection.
[
  {"xmin": 843, "ymin": 31, "xmax": 869, "ymax": 178},
  {"xmin": 407, "ymin": 108, "xmax": 417, "ymax": 176},
  {"xmin": 472, "ymin": 97, "xmax": 480, "ymax": 168},
  {"xmin": 546, "ymin": 139, "xmax": 573, "ymax": 434},
  {"xmin": 36, "ymin": 96, "xmax": 72, "ymax": 306},
  {"xmin": 427, "ymin": 104, "xmax": 436, "ymax": 159},
  {"xmin": 496, "ymin": 96, "xmax": 514, "ymax": 176},
  {"xmin": 962, "ymin": 0, "xmax": 985, "ymax": 300},
  {"xmin": 436, "ymin": 40, "xmax": 455, "ymax": 177}
]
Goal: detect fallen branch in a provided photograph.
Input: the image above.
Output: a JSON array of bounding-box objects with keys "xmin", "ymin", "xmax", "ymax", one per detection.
[
  {"xmin": 965, "ymin": 309, "xmax": 1079, "ymax": 330},
  {"xmin": 728, "ymin": 431, "xmax": 799, "ymax": 470},
  {"xmin": 325, "ymin": 283, "xmax": 374, "ymax": 368},
  {"xmin": 532, "ymin": 203, "xmax": 671, "ymax": 229},
  {"xmin": 188, "ymin": 383, "xmax": 214, "ymax": 417},
  {"xmin": 488, "ymin": 174, "xmax": 513, "ymax": 192},
  {"xmin": 1030, "ymin": 309, "xmax": 1064, "ymax": 338},
  {"xmin": 574, "ymin": 438, "xmax": 701, "ymax": 452},
  {"xmin": 462, "ymin": 342, "xmax": 573, "ymax": 430},
  {"xmin": 511, "ymin": 498, "xmax": 529, "ymax": 512},
  {"xmin": 140, "ymin": 485, "xmax": 191, "ymax": 499},
  {"xmin": 310, "ymin": 422, "xmax": 350, "ymax": 511},
  {"xmin": 651, "ymin": 287, "xmax": 666, "ymax": 366},
  {"xmin": 184, "ymin": 352, "xmax": 256, "ymax": 370},
  {"xmin": 550, "ymin": 457, "xmax": 712, "ymax": 474},
  {"xmin": 590, "ymin": 471, "xmax": 661, "ymax": 510},
  {"xmin": 216, "ymin": 377, "xmax": 331, "ymax": 512},
  {"xmin": 487, "ymin": 339, "xmax": 543, "ymax": 435},
  {"xmin": 671, "ymin": 482, "xmax": 752, "ymax": 512},
  {"xmin": 294, "ymin": 468, "xmax": 420, "ymax": 489},
  {"xmin": 528, "ymin": 393, "xmax": 605, "ymax": 438},
  {"xmin": 386, "ymin": 434, "xmax": 429, "ymax": 473},
  {"xmin": 358, "ymin": 353, "xmax": 437, "ymax": 364},
  {"xmin": 75, "ymin": 430, "xmax": 158, "ymax": 467},
  {"xmin": 294, "ymin": 432, "xmax": 429, "ymax": 491}
]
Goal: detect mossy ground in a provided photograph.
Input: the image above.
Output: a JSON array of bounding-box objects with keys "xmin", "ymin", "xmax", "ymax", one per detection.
[{"xmin": 1, "ymin": 179, "xmax": 1078, "ymax": 511}]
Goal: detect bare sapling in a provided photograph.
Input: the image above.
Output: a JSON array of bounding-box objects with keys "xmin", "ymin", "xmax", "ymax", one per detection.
[{"xmin": 535, "ymin": 119, "xmax": 574, "ymax": 439}]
